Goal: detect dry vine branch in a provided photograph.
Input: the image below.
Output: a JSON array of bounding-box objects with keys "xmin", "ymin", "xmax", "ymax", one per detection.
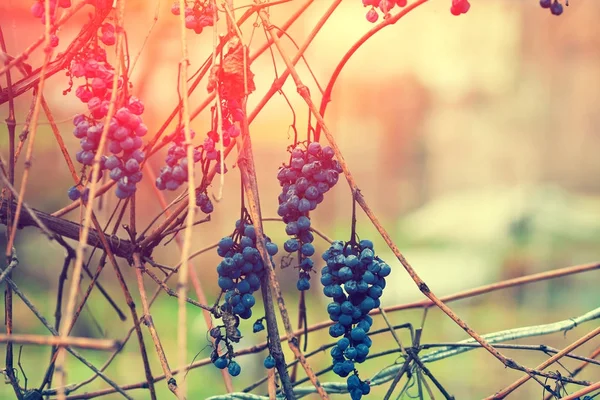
[{"xmin": 0, "ymin": 334, "xmax": 120, "ymax": 350}]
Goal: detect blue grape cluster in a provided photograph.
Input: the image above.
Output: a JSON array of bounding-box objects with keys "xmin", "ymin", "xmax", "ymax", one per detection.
[
  {"xmin": 211, "ymin": 219, "xmax": 278, "ymax": 375},
  {"xmin": 195, "ymin": 190, "xmax": 214, "ymax": 214},
  {"xmin": 155, "ymin": 128, "xmax": 202, "ymax": 192},
  {"xmin": 321, "ymin": 239, "xmax": 391, "ymax": 400},
  {"xmin": 540, "ymin": 0, "xmax": 564, "ymax": 15},
  {"xmin": 277, "ymin": 142, "xmax": 342, "ymax": 291}
]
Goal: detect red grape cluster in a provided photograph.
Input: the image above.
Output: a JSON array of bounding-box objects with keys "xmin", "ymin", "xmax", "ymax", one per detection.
[
  {"xmin": 276, "ymin": 142, "xmax": 342, "ymax": 291},
  {"xmin": 210, "ymin": 219, "xmax": 278, "ymax": 377},
  {"xmin": 170, "ymin": 0, "xmax": 216, "ymax": 35},
  {"xmin": 30, "ymin": 0, "xmax": 71, "ymax": 47},
  {"xmin": 540, "ymin": 0, "xmax": 565, "ymax": 15},
  {"xmin": 322, "ymin": 240, "xmax": 391, "ymax": 400},
  {"xmin": 450, "ymin": 0, "xmax": 470, "ymax": 15},
  {"xmin": 362, "ymin": 0, "xmax": 407, "ymax": 23}
]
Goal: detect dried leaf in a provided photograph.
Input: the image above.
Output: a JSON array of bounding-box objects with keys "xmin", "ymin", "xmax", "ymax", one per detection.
[{"xmin": 206, "ymin": 38, "xmax": 255, "ymax": 102}]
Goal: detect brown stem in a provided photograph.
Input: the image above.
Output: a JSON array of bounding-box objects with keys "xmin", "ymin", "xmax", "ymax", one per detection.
[
  {"xmin": 0, "ymin": 199, "xmax": 136, "ymax": 258},
  {"xmin": 561, "ymin": 381, "xmax": 600, "ymax": 400},
  {"xmin": 237, "ymin": 126, "xmax": 297, "ymax": 398},
  {"xmin": 133, "ymin": 253, "xmax": 185, "ymax": 399},
  {"xmin": 543, "ymin": 344, "xmax": 600, "ymax": 400},
  {"xmin": 0, "ymin": 334, "xmax": 120, "ymax": 350},
  {"xmin": 489, "ymin": 325, "xmax": 600, "ymax": 399}
]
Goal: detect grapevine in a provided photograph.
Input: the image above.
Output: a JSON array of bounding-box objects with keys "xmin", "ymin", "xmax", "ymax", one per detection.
[
  {"xmin": 0, "ymin": 1, "xmax": 592, "ymax": 400},
  {"xmin": 277, "ymin": 141, "xmax": 342, "ymax": 291}
]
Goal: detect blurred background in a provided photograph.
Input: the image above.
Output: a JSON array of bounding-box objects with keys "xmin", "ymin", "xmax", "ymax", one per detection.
[{"xmin": 1, "ymin": 0, "xmax": 600, "ymax": 398}]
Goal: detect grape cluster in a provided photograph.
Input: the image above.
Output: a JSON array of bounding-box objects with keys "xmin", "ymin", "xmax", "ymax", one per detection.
[
  {"xmin": 321, "ymin": 239, "xmax": 391, "ymax": 400},
  {"xmin": 276, "ymin": 142, "xmax": 342, "ymax": 291},
  {"xmin": 210, "ymin": 219, "xmax": 278, "ymax": 375},
  {"xmin": 540, "ymin": 0, "xmax": 565, "ymax": 15},
  {"xmin": 362, "ymin": 0, "xmax": 407, "ymax": 23},
  {"xmin": 171, "ymin": 0, "xmax": 216, "ymax": 35},
  {"xmin": 72, "ymin": 114, "xmax": 106, "ymax": 167},
  {"xmin": 105, "ymin": 99, "xmax": 148, "ymax": 199},
  {"xmin": 155, "ymin": 128, "xmax": 202, "ymax": 191},
  {"xmin": 195, "ymin": 190, "xmax": 214, "ymax": 214},
  {"xmin": 67, "ymin": 43, "xmax": 149, "ymax": 200},
  {"xmin": 99, "ymin": 23, "xmax": 116, "ymax": 46},
  {"xmin": 30, "ymin": 0, "xmax": 70, "ymax": 47},
  {"xmin": 70, "ymin": 48, "xmax": 116, "ymax": 118},
  {"xmin": 450, "ymin": 0, "xmax": 471, "ymax": 15}
]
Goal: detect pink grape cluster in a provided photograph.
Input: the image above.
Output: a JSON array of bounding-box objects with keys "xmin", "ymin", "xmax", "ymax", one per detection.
[
  {"xmin": 450, "ymin": 0, "xmax": 470, "ymax": 15},
  {"xmin": 99, "ymin": 23, "xmax": 116, "ymax": 46},
  {"xmin": 69, "ymin": 47, "xmax": 115, "ymax": 172},
  {"xmin": 362, "ymin": 0, "xmax": 407, "ymax": 23},
  {"xmin": 171, "ymin": 1, "xmax": 216, "ymax": 35},
  {"xmin": 30, "ymin": 0, "xmax": 71, "ymax": 47},
  {"xmin": 67, "ymin": 44, "xmax": 149, "ymax": 199}
]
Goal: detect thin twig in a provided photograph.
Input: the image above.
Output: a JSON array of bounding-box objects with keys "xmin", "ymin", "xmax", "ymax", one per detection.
[
  {"xmin": 133, "ymin": 253, "xmax": 185, "ymax": 398},
  {"xmin": 489, "ymin": 324, "xmax": 600, "ymax": 399},
  {"xmin": 0, "ymin": 334, "xmax": 120, "ymax": 350},
  {"xmin": 0, "ymin": 264, "xmax": 132, "ymax": 399}
]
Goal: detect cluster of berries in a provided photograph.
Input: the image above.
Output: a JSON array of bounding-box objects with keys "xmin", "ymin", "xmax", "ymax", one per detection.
[
  {"xmin": 104, "ymin": 99, "xmax": 148, "ymax": 199},
  {"xmin": 155, "ymin": 128, "xmax": 201, "ymax": 191},
  {"xmin": 67, "ymin": 44, "xmax": 148, "ymax": 200},
  {"xmin": 210, "ymin": 219, "xmax": 278, "ymax": 375},
  {"xmin": 450, "ymin": 0, "xmax": 470, "ymax": 15},
  {"xmin": 540, "ymin": 0, "xmax": 565, "ymax": 15},
  {"xmin": 362, "ymin": 0, "xmax": 407, "ymax": 23},
  {"xmin": 276, "ymin": 142, "xmax": 342, "ymax": 291},
  {"xmin": 30, "ymin": 0, "xmax": 71, "ymax": 47},
  {"xmin": 98, "ymin": 23, "xmax": 116, "ymax": 46},
  {"xmin": 171, "ymin": 0, "xmax": 216, "ymax": 35},
  {"xmin": 216, "ymin": 220, "xmax": 277, "ymax": 320},
  {"xmin": 195, "ymin": 190, "xmax": 214, "ymax": 214},
  {"xmin": 70, "ymin": 47, "xmax": 116, "ymax": 118},
  {"xmin": 321, "ymin": 240, "xmax": 391, "ymax": 399}
]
